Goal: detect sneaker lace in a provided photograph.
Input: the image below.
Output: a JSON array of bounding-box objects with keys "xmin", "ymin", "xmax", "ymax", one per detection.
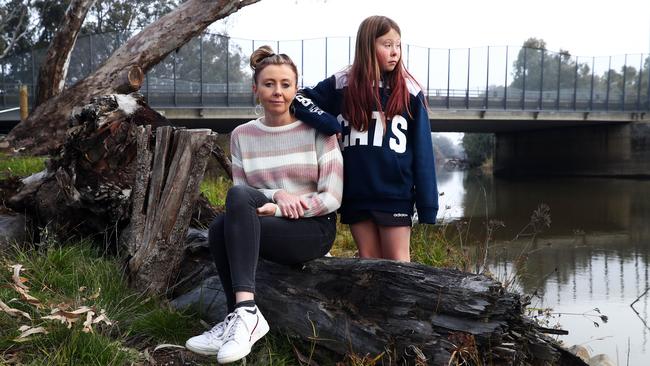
[
  {"xmin": 222, "ymin": 313, "xmax": 247, "ymax": 342},
  {"xmin": 205, "ymin": 313, "xmax": 234, "ymax": 339}
]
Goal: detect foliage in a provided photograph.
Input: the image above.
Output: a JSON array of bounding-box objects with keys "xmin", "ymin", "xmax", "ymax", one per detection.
[
  {"xmin": 461, "ymin": 133, "xmax": 493, "ymax": 167},
  {"xmin": 431, "ymin": 133, "xmax": 461, "ymax": 161},
  {"xmin": 0, "ymin": 0, "xmax": 35, "ymax": 58},
  {"xmin": 510, "ymin": 37, "xmax": 591, "ymax": 92},
  {"xmin": 510, "ymin": 37, "xmax": 650, "ymax": 105},
  {"xmin": 1, "ymin": 1, "xmax": 251, "ymax": 94}
]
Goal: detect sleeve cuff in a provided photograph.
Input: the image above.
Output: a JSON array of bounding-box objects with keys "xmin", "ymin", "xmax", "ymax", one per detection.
[
  {"xmin": 259, "ymin": 189, "xmax": 280, "ymax": 202},
  {"xmin": 416, "ymin": 208, "xmax": 438, "ymax": 224}
]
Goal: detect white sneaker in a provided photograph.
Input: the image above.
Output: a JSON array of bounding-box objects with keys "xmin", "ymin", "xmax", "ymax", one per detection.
[
  {"xmin": 185, "ymin": 313, "xmax": 235, "ymax": 355},
  {"xmin": 217, "ymin": 305, "xmax": 270, "ymax": 364}
]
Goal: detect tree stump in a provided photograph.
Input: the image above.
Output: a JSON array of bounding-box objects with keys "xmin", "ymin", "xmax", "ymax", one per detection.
[{"xmin": 126, "ymin": 126, "xmax": 216, "ymax": 294}]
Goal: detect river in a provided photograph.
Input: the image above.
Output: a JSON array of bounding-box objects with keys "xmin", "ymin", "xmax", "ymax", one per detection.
[{"xmin": 436, "ymin": 170, "xmax": 650, "ymax": 365}]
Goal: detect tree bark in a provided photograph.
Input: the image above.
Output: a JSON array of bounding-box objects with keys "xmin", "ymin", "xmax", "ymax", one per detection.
[
  {"xmin": 6, "ymin": 93, "xmax": 219, "ymax": 243},
  {"xmin": 7, "ymin": 0, "xmax": 261, "ymax": 155},
  {"xmin": 174, "ymin": 256, "xmax": 588, "ymax": 366},
  {"xmin": 34, "ymin": 0, "xmax": 96, "ymax": 107},
  {"xmin": 126, "ymin": 125, "xmax": 216, "ymax": 294}
]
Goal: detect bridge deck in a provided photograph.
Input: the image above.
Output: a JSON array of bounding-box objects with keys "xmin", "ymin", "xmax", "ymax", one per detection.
[{"xmin": 2, "ymin": 106, "xmax": 646, "ymax": 134}]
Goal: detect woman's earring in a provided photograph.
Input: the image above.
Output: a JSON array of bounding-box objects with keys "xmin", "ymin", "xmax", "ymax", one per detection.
[{"xmin": 254, "ymin": 103, "xmax": 263, "ymax": 116}]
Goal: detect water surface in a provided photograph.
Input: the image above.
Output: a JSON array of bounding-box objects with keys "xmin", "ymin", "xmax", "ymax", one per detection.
[{"xmin": 436, "ymin": 171, "xmax": 650, "ymax": 365}]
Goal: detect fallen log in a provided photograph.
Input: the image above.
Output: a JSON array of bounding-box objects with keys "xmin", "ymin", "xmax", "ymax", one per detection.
[
  {"xmin": 173, "ymin": 239, "xmax": 588, "ymax": 365},
  {"xmin": 7, "ymin": 0, "xmax": 260, "ymax": 155}
]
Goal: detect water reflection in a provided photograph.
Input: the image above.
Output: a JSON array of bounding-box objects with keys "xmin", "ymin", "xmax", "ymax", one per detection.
[{"xmin": 436, "ymin": 171, "xmax": 650, "ymax": 365}]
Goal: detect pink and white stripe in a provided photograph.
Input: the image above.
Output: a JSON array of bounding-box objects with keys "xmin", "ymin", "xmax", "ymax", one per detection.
[{"xmin": 231, "ymin": 118, "xmax": 343, "ymax": 217}]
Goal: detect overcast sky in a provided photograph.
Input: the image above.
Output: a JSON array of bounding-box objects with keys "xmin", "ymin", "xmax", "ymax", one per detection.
[{"xmin": 216, "ymin": 0, "xmax": 650, "ymax": 57}]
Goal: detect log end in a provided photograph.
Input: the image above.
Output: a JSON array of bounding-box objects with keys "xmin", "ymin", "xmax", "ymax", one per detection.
[{"xmin": 114, "ymin": 66, "xmax": 144, "ymax": 94}]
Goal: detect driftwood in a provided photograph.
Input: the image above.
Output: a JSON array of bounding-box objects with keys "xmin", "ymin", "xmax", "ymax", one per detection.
[
  {"xmin": 6, "ymin": 93, "xmax": 219, "ymax": 244},
  {"xmin": 172, "ymin": 237, "xmax": 588, "ymax": 366},
  {"xmin": 7, "ymin": 0, "xmax": 260, "ymax": 155},
  {"xmin": 126, "ymin": 125, "xmax": 216, "ymax": 294}
]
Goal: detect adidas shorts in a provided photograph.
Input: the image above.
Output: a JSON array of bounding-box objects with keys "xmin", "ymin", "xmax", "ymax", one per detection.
[{"xmin": 340, "ymin": 209, "xmax": 412, "ymax": 227}]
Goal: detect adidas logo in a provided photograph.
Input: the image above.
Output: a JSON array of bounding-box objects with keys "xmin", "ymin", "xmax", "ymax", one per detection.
[{"xmin": 393, "ymin": 213, "xmax": 409, "ymax": 218}]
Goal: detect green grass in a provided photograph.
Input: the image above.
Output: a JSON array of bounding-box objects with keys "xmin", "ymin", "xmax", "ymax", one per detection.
[
  {"xmin": 0, "ymin": 242, "xmax": 204, "ymax": 365},
  {"xmin": 200, "ymin": 175, "xmax": 231, "ymax": 207},
  {"xmin": 0, "ymin": 153, "xmax": 46, "ymax": 179},
  {"xmin": 198, "ymin": 174, "xmax": 463, "ymax": 266},
  {"xmin": 0, "ymin": 155, "xmax": 463, "ymax": 365}
]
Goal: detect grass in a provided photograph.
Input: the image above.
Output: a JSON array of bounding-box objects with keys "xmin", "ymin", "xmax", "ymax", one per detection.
[
  {"xmin": 199, "ymin": 175, "xmax": 464, "ymax": 264},
  {"xmin": 200, "ymin": 175, "xmax": 231, "ymax": 207},
  {"xmin": 0, "ymin": 242, "xmax": 204, "ymax": 365},
  {"xmin": 0, "ymin": 154, "xmax": 471, "ymax": 365},
  {"xmin": 0, "ymin": 153, "xmax": 46, "ymax": 179}
]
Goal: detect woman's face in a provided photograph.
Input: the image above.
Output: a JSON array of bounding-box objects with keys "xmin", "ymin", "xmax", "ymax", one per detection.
[
  {"xmin": 375, "ymin": 28, "xmax": 401, "ymax": 73},
  {"xmin": 253, "ymin": 64, "xmax": 297, "ymax": 118}
]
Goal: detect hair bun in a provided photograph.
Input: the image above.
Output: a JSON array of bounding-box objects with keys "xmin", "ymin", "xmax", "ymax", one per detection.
[{"xmin": 250, "ymin": 45, "xmax": 276, "ymax": 70}]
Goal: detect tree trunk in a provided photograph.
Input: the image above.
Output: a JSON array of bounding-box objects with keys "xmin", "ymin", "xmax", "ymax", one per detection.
[
  {"xmin": 126, "ymin": 125, "xmax": 216, "ymax": 294},
  {"xmin": 34, "ymin": 0, "xmax": 96, "ymax": 107},
  {"xmin": 6, "ymin": 93, "xmax": 219, "ymax": 245},
  {"xmin": 174, "ymin": 256, "xmax": 588, "ymax": 366},
  {"xmin": 7, "ymin": 0, "xmax": 260, "ymax": 155}
]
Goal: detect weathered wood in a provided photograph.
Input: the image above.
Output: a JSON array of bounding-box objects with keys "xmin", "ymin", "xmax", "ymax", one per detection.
[
  {"xmin": 211, "ymin": 143, "xmax": 232, "ymax": 180},
  {"xmin": 35, "ymin": 0, "xmax": 96, "ymax": 107},
  {"xmin": 7, "ymin": 0, "xmax": 261, "ymax": 155},
  {"xmin": 173, "ymin": 246, "xmax": 588, "ymax": 366},
  {"xmin": 7, "ymin": 94, "xmax": 145, "ymax": 239},
  {"xmin": 114, "ymin": 66, "xmax": 144, "ymax": 94},
  {"xmin": 6, "ymin": 93, "xmax": 217, "ymax": 242},
  {"xmin": 127, "ymin": 126, "xmax": 217, "ymax": 294}
]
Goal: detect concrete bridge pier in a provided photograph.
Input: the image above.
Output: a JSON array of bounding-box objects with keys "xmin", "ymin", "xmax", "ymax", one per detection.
[{"xmin": 494, "ymin": 121, "xmax": 650, "ymax": 177}]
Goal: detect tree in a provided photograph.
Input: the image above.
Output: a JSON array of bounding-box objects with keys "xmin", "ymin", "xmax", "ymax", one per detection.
[
  {"xmin": 0, "ymin": 0, "xmax": 34, "ymax": 59},
  {"xmin": 431, "ymin": 133, "xmax": 460, "ymax": 160},
  {"xmin": 7, "ymin": 0, "xmax": 260, "ymax": 155},
  {"xmin": 35, "ymin": 0, "xmax": 96, "ymax": 107},
  {"xmin": 461, "ymin": 133, "xmax": 494, "ymax": 167},
  {"xmin": 510, "ymin": 38, "xmax": 590, "ymax": 92},
  {"xmin": 83, "ymin": 0, "xmax": 181, "ymax": 34}
]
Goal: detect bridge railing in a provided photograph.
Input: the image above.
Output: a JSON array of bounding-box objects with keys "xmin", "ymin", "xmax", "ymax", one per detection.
[{"xmin": 1, "ymin": 32, "xmax": 649, "ymax": 112}]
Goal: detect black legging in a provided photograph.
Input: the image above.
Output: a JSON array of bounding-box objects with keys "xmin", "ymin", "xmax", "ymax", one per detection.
[{"xmin": 209, "ymin": 185, "xmax": 336, "ymax": 312}]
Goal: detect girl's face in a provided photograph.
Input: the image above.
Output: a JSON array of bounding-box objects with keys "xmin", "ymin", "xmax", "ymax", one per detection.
[
  {"xmin": 253, "ymin": 64, "xmax": 298, "ymax": 118},
  {"xmin": 374, "ymin": 28, "xmax": 401, "ymax": 73}
]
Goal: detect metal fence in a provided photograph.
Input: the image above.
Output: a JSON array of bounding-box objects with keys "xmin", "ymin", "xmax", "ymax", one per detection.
[{"xmin": 1, "ymin": 32, "xmax": 649, "ymax": 112}]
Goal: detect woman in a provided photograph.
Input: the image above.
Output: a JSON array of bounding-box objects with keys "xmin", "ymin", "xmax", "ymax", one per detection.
[
  {"xmin": 185, "ymin": 46, "xmax": 343, "ymax": 364},
  {"xmin": 293, "ymin": 15, "xmax": 439, "ymax": 262}
]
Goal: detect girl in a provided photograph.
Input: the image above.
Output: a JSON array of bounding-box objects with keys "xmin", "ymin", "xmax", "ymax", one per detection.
[
  {"xmin": 185, "ymin": 46, "xmax": 343, "ymax": 363},
  {"xmin": 293, "ymin": 15, "xmax": 438, "ymax": 262}
]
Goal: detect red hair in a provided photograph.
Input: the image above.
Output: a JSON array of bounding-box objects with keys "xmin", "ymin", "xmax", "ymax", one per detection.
[{"xmin": 344, "ymin": 16, "xmax": 420, "ymax": 132}]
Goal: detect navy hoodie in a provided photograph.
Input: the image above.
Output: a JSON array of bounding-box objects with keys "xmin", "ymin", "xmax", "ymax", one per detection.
[{"xmin": 293, "ymin": 71, "xmax": 439, "ymax": 223}]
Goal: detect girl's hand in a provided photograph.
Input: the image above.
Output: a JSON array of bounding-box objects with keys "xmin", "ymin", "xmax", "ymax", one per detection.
[
  {"xmin": 256, "ymin": 203, "xmax": 278, "ymax": 216},
  {"xmin": 273, "ymin": 190, "xmax": 310, "ymax": 219}
]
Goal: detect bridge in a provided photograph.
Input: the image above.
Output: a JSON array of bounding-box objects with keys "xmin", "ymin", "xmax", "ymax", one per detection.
[{"xmin": 2, "ymin": 32, "xmax": 650, "ymax": 176}]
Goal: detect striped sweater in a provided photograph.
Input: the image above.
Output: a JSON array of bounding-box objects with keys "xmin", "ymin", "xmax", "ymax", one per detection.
[{"xmin": 230, "ymin": 118, "xmax": 343, "ymax": 217}]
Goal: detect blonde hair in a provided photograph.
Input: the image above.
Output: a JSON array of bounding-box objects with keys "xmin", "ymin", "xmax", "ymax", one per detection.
[{"xmin": 249, "ymin": 45, "xmax": 299, "ymax": 84}]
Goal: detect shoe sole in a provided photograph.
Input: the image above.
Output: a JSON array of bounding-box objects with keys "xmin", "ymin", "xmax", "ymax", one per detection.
[
  {"xmin": 217, "ymin": 320, "xmax": 270, "ymax": 363},
  {"xmin": 185, "ymin": 342, "xmax": 220, "ymax": 356}
]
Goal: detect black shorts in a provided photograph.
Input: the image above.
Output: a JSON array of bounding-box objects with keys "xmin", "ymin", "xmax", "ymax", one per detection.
[{"xmin": 340, "ymin": 209, "xmax": 412, "ymax": 227}]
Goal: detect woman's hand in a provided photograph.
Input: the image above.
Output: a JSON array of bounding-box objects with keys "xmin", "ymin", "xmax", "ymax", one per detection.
[
  {"xmin": 256, "ymin": 203, "xmax": 278, "ymax": 216},
  {"xmin": 273, "ymin": 190, "xmax": 310, "ymax": 219}
]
